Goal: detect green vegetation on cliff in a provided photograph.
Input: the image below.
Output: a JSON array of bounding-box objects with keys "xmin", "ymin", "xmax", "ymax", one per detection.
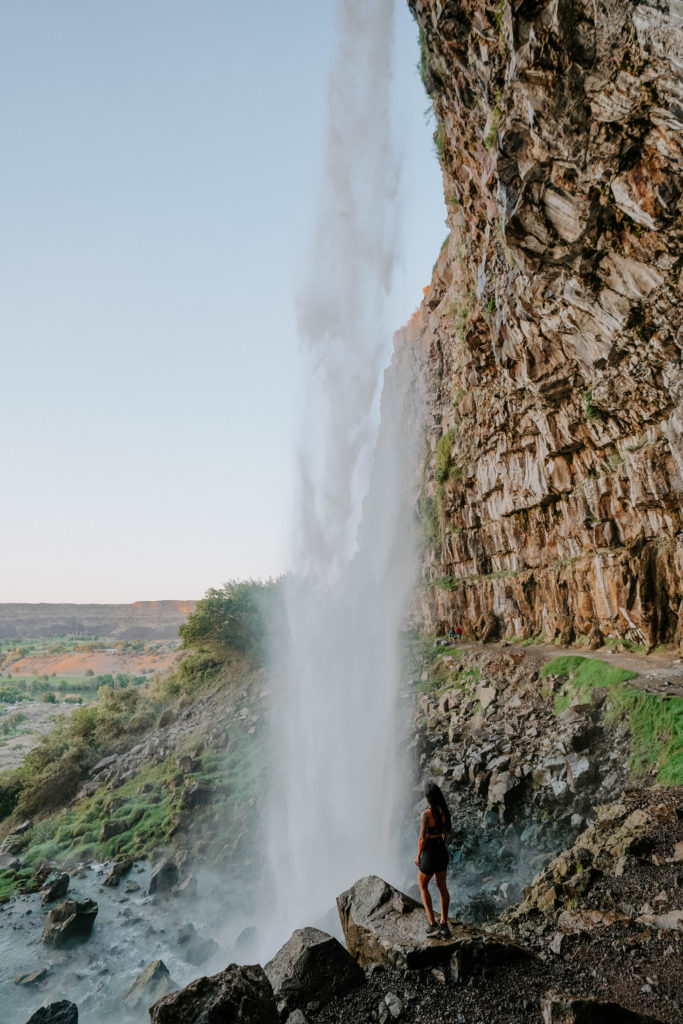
[
  {"xmin": 542, "ymin": 656, "xmax": 683, "ymax": 785},
  {"xmin": 0, "ymin": 580, "xmax": 280, "ymax": 829}
]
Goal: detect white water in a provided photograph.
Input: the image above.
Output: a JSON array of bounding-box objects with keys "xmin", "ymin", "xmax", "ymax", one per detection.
[{"xmin": 263, "ymin": 0, "xmax": 422, "ymax": 954}]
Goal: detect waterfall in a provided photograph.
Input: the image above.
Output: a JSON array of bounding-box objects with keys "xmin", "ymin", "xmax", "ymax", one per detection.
[{"xmin": 262, "ymin": 0, "xmax": 422, "ymax": 953}]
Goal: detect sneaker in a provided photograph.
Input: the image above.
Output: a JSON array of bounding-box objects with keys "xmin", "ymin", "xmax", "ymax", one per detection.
[
  {"xmin": 438, "ymin": 922, "xmax": 450, "ymax": 938},
  {"xmin": 425, "ymin": 921, "xmax": 440, "ymax": 938}
]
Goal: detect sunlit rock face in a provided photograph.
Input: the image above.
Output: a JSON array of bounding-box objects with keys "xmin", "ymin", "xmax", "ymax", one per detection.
[{"xmin": 407, "ymin": 0, "xmax": 683, "ymax": 645}]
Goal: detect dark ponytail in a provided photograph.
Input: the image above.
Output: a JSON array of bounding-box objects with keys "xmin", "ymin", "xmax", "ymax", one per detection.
[{"xmin": 425, "ymin": 781, "xmax": 451, "ymax": 832}]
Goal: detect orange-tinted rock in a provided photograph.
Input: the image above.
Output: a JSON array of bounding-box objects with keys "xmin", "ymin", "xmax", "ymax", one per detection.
[{"xmin": 406, "ymin": 0, "xmax": 683, "ymax": 645}]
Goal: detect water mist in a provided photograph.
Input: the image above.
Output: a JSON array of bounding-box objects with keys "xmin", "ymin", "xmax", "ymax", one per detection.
[{"xmin": 264, "ymin": 0, "xmax": 423, "ymax": 953}]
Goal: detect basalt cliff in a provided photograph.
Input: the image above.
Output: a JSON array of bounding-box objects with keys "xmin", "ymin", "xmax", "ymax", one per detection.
[{"xmin": 405, "ymin": 0, "xmax": 683, "ymax": 646}]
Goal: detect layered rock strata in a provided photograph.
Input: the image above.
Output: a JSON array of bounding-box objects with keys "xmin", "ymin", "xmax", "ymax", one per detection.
[{"xmin": 406, "ymin": 0, "xmax": 683, "ymax": 644}]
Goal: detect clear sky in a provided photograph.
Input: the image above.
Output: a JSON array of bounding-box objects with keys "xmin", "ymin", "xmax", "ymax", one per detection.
[{"xmin": 1, "ymin": 1, "xmax": 446, "ymax": 603}]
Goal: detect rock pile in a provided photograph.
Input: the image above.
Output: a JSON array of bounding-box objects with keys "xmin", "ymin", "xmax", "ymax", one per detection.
[{"xmin": 415, "ymin": 648, "xmax": 628, "ymax": 834}]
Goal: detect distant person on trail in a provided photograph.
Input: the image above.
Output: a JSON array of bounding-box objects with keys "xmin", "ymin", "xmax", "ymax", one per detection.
[
  {"xmin": 415, "ymin": 781, "xmax": 452, "ymax": 938},
  {"xmin": 448, "ymin": 626, "xmax": 456, "ymax": 643},
  {"xmin": 455, "ymin": 625, "xmax": 462, "ymax": 640}
]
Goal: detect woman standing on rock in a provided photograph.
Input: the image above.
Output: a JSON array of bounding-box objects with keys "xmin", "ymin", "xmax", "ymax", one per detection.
[{"xmin": 415, "ymin": 781, "xmax": 451, "ymax": 938}]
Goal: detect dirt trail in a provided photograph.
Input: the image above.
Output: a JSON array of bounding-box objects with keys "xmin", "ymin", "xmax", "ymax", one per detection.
[{"xmin": 455, "ymin": 639, "xmax": 683, "ymax": 699}]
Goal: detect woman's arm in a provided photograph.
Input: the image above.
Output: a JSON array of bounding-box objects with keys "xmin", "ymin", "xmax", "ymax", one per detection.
[{"xmin": 414, "ymin": 810, "xmax": 428, "ymax": 866}]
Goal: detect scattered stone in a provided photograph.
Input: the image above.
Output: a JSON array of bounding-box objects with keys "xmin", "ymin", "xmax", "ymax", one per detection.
[
  {"xmin": 636, "ymin": 909, "xmax": 683, "ymax": 931},
  {"xmin": 14, "ymin": 968, "xmax": 48, "ymax": 986},
  {"xmin": 40, "ymin": 873, "xmax": 69, "ymax": 904},
  {"xmin": 176, "ymin": 922, "xmax": 221, "ymax": 966},
  {"xmin": 149, "ymin": 963, "xmax": 278, "ymax": 1024},
  {"xmin": 265, "ymin": 926, "xmax": 364, "ymax": 1015},
  {"xmin": 103, "ymin": 857, "xmax": 133, "ymax": 887},
  {"xmin": 43, "ymin": 899, "xmax": 98, "ymax": 946},
  {"xmin": 25, "ymin": 1002, "xmax": 78, "ymax": 1024},
  {"xmin": 285, "ymin": 1012, "xmax": 310, "ymax": 1024},
  {"xmin": 124, "ymin": 959, "xmax": 177, "ymax": 1010}
]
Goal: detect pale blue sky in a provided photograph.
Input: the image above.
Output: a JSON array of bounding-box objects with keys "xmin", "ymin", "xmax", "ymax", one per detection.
[{"xmin": 1, "ymin": 1, "xmax": 445, "ymax": 603}]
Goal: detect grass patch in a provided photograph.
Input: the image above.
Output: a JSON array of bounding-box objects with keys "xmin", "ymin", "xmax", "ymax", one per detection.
[
  {"xmin": 0, "ymin": 869, "xmax": 17, "ymax": 903},
  {"xmin": 542, "ymin": 656, "xmax": 683, "ymax": 784}
]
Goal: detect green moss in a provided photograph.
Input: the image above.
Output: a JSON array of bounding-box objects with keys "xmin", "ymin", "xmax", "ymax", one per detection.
[
  {"xmin": 434, "ymin": 121, "xmax": 446, "ymax": 162},
  {"xmin": 0, "ymin": 869, "xmax": 17, "ymax": 903}
]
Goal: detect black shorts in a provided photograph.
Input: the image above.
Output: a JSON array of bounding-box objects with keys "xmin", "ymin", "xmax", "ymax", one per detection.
[{"xmin": 418, "ymin": 839, "xmax": 449, "ymax": 876}]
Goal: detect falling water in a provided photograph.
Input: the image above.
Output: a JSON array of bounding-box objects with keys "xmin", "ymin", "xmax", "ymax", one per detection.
[{"xmin": 264, "ymin": 0, "xmax": 422, "ymax": 951}]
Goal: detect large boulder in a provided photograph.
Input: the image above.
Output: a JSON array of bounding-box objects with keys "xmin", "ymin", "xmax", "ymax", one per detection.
[
  {"xmin": 337, "ymin": 875, "xmax": 530, "ymax": 973},
  {"xmin": 124, "ymin": 960, "xmax": 176, "ymax": 1011},
  {"xmin": 25, "ymin": 1002, "xmax": 78, "ymax": 1024},
  {"xmin": 43, "ymin": 899, "xmax": 98, "ymax": 947},
  {"xmin": 149, "ymin": 964, "xmax": 278, "ymax": 1024},
  {"xmin": 149, "ymin": 859, "xmax": 179, "ymax": 896},
  {"xmin": 264, "ymin": 927, "xmax": 364, "ymax": 1014},
  {"xmin": 541, "ymin": 991, "xmax": 667, "ymax": 1023}
]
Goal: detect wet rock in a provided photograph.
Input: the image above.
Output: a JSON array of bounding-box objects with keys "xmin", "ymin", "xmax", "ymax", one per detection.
[
  {"xmin": 177, "ymin": 922, "xmax": 221, "ymax": 966},
  {"xmin": 14, "ymin": 968, "xmax": 49, "ymax": 986},
  {"xmin": 337, "ymin": 875, "xmax": 530, "ymax": 973},
  {"xmin": 541, "ymin": 991, "xmax": 667, "ymax": 1022},
  {"xmin": 124, "ymin": 959, "xmax": 177, "ymax": 1010},
  {"xmin": 264, "ymin": 926, "xmax": 364, "ymax": 1015},
  {"xmin": 149, "ymin": 963, "xmax": 278, "ymax": 1024},
  {"xmin": 25, "ymin": 1002, "xmax": 78, "ymax": 1024},
  {"xmin": 43, "ymin": 899, "xmax": 98, "ymax": 946},
  {"xmin": 40, "ymin": 873, "xmax": 69, "ymax": 904},
  {"xmin": 172, "ymin": 874, "xmax": 198, "ymax": 898},
  {"xmin": 149, "ymin": 858, "xmax": 179, "ymax": 896},
  {"xmin": 103, "ymin": 857, "xmax": 133, "ymax": 887},
  {"xmin": 0, "ymin": 851, "xmax": 21, "ymax": 870}
]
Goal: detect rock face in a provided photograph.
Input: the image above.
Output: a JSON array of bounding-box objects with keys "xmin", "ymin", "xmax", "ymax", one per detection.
[
  {"xmin": 264, "ymin": 927, "xmax": 364, "ymax": 1014},
  {"xmin": 42, "ymin": 899, "xmax": 98, "ymax": 946},
  {"xmin": 337, "ymin": 875, "xmax": 529, "ymax": 973},
  {"xmin": 148, "ymin": 963, "xmax": 278, "ymax": 1024},
  {"xmin": 407, "ymin": 0, "xmax": 683, "ymax": 646},
  {"xmin": 25, "ymin": 1003, "xmax": 78, "ymax": 1024}
]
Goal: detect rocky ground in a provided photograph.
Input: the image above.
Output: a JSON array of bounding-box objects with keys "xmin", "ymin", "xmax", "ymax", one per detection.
[
  {"xmin": 405, "ymin": 641, "xmax": 644, "ymax": 919},
  {"xmin": 5, "ymin": 641, "xmax": 683, "ymax": 1023}
]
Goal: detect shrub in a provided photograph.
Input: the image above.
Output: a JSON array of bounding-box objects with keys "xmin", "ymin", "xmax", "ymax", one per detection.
[{"xmin": 179, "ymin": 579, "xmax": 283, "ymax": 665}]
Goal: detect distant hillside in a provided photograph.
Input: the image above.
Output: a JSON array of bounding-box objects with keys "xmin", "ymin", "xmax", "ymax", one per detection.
[{"xmin": 0, "ymin": 601, "xmax": 196, "ymax": 641}]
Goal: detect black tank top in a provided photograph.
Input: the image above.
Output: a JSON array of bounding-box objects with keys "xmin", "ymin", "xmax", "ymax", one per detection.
[{"xmin": 426, "ymin": 808, "xmax": 445, "ymax": 840}]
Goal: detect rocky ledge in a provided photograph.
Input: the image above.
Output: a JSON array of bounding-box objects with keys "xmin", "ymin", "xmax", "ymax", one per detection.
[{"xmin": 139, "ymin": 854, "xmax": 682, "ymax": 1024}]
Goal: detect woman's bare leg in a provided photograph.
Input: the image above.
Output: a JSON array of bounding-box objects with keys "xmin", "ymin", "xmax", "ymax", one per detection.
[
  {"xmin": 435, "ymin": 870, "xmax": 450, "ymax": 923},
  {"xmin": 418, "ymin": 871, "xmax": 435, "ymax": 925}
]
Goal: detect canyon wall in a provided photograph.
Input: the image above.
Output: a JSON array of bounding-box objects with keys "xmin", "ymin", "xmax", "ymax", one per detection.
[
  {"xmin": 0, "ymin": 601, "xmax": 196, "ymax": 640},
  {"xmin": 406, "ymin": 0, "xmax": 683, "ymax": 645}
]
